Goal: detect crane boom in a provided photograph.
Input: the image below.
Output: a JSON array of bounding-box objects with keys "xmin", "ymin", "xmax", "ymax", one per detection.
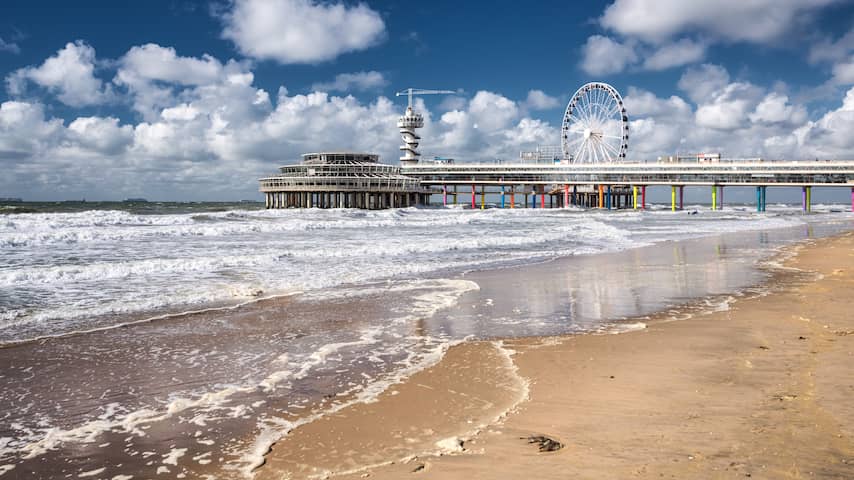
[{"xmin": 395, "ymin": 88, "xmax": 457, "ymax": 109}]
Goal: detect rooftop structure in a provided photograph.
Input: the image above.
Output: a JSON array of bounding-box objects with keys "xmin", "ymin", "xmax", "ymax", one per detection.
[{"xmin": 259, "ymin": 152, "xmax": 429, "ymax": 209}]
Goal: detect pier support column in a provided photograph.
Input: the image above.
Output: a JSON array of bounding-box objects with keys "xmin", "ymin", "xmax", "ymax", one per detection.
[
  {"xmin": 756, "ymin": 186, "xmax": 762, "ymax": 212},
  {"xmin": 679, "ymin": 186, "xmax": 684, "ymax": 210},
  {"xmin": 481, "ymin": 185, "xmax": 486, "ymax": 210},
  {"xmin": 851, "ymin": 187, "xmax": 854, "ymax": 212},
  {"xmin": 501, "ymin": 185, "xmax": 505, "ymax": 208},
  {"xmin": 671, "ymin": 186, "xmax": 676, "ymax": 212},
  {"xmin": 719, "ymin": 186, "xmax": 724, "ymax": 210},
  {"xmin": 510, "ymin": 186, "xmax": 515, "ymax": 209},
  {"xmin": 761, "ymin": 187, "xmax": 767, "ymax": 212},
  {"xmin": 598, "ymin": 185, "xmax": 604, "ymax": 209},
  {"xmin": 802, "ymin": 186, "xmax": 812, "ymax": 212},
  {"xmin": 541, "ymin": 186, "xmax": 545, "ymax": 209},
  {"xmin": 573, "ymin": 185, "xmax": 578, "ymax": 206},
  {"xmin": 471, "ymin": 184, "xmax": 476, "ymax": 209},
  {"xmin": 453, "ymin": 185, "xmax": 458, "ymax": 205},
  {"xmin": 641, "ymin": 186, "xmax": 646, "ymax": 210},
  {"xmin": 563, "ymin": 185, "xmax": 569, "ymax": 209},
  {"xmin": 712, "ymin": 186, "xmax": 717, "ymax": 211},
  {"xmin": 443, "ymin": 185, "xmax": 447, "ymax": 207},
  {"xmin": 532, "ymin": 188, "xmax": 537, "ymax": 209},
  {"xmin": 606, "ymin": 185, "xmax": 612, "ymax": 210},
  {"xmin": 632, "ymin": 186, "xmax": 638, "ymax": 209}
]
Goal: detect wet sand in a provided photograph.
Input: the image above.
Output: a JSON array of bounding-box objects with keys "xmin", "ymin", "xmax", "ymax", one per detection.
[{"xmin": 258, "ymin": 232, "xmax": 854, "ymax": 479}]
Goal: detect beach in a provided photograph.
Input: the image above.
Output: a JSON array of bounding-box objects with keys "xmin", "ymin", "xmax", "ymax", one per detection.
[
  {"xmin": 257, "ymin": 232, "xmax": 854, "ymax": 479},
  {"xmin": 2, "ymin": 206, "xmax": 853, "ymax": 479}
]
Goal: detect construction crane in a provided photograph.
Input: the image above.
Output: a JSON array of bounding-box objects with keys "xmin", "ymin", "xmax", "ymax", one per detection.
[
  {"xmin": 395, "ymin": 88, "xmax": 456, "ymax": 165},
  {"xmin": 395, "ymin": 88, "xmax": 456, "ymax": 109}
]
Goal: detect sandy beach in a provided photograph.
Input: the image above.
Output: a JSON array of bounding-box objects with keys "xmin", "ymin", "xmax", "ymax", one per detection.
[{"xmin": 257, "ymin": 232, "xmax": 854, "ymax": 479}]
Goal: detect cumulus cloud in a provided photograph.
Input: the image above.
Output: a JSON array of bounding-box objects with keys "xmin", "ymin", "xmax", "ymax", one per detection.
[
  {"xmin": 6, "ymin": 41, "xmax": 113, "ymax": 107},
  {"xmin": 580, "ymin": 35, "xmax": 637, "ymax": 76},
  {"xmin": 748, "ymin": 93, "xmax": 807, "ymax": 126},
  {"xmin": 677, "ymin": 64, "xmax": 731, "ymax": 104},
  {"xmin": 311, "ymin": 71, "xmax": 388, "ymax": 92},
  {"xmin": 642, "ymin": 39, "xmax": 706, "ymax": 71},
  {"xmin": 600, "ymin": 0, "xmax": 837, "ymax": 44},
  {"xmin": 523, "ymin": 90, "xmax": 560, "ymax": 111},
  {"xmin": 220, "ymin": 0, "xmax": 386, "ymax": 64}
]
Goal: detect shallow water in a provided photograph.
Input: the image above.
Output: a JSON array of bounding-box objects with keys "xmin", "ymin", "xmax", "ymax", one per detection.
[{"xmin": 0, "ymin": 205, "xmax": 852, "ymax": 478}]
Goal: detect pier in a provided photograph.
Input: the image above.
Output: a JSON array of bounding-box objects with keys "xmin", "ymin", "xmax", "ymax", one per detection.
[{"xmin": 401, "ymin": 159, "xmax": 854, "ymax": 211}]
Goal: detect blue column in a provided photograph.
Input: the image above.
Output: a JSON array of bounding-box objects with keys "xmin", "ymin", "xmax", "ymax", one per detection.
[
  {"xmin": 500, "ymin": 185, "xmax": 505, "ymax": 208},
  {"xmin": 761, "ymin": 187, "xmax": 767, "ymax": 212},
  {"xmin": 606, "ymin": 185, "xmax": 612, "ymax": 210},
  {"xmin": 756, "ymin": 186, "xmax": 762, "ymax": 212},
  {"xmin": 572, "ymin": 185, "xmax": 578, "ymax": 206},
  {"xmin": 532, "ymin": 191, "xmax": 537, "ymax": 208}
]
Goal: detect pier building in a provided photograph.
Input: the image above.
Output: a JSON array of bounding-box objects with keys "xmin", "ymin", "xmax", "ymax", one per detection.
[{"xmin": 259, "ymin": 152, "xmax": 429, "ymax": 209}]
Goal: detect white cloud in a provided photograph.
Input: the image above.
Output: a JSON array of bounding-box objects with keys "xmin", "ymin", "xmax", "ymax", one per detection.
[
  {"xmin": 468, "ymin": 91, "xmax": 519, "ymax": 132},
  {"xmin": 220, "ymin": 0, "xmax": 386, "ymax": 64},
  {"xmin": 311, "ymin": 71, "xmax": 388, "ymax": 92},
  {"xmin": 677, "ymin": 64, "xmax": 730, "ymax": 103},
  {"xmin": 642, "ymin": 39, "xmax": 706, "ymax": 71},
  {"xmin": 695, "ymin": 82, "xmax": 763, "ymax": 131},
  {"xmin": 749, "ymin": 93, "xmax": 807, "ymax": 126},
  {"xmin": 6, "ymin": 41, "xmax": 112, "ymax": 107},
  {"xmin": 523, "ymin": 90, "xmax": 560, "ymax": 110},
  {"xmin": 0, "ymin": 37, "xmax": 20, "ymax": 54},
  {"xmin": 580, "ymin": 35, "xmax": 637, "ymax": 76},
  {"xmin": 830, "ymin": 56, "xmax": 854, "ymax": 85},
  {"xmin": 67, "ymin": 117, "xmax": 133, "ymax": 155},
  {"xmin": 114, "ymin": 43, "xmax": 253, "ymax": 120},
  {"xmin": 600, "ymin": 0, "xmax": 837, "ymax": 44}
]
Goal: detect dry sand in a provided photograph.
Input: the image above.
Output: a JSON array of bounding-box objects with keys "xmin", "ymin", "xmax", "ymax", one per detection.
[{"xmin": 258, "ymin": 232, "xmax": 854, "ymax": 479}]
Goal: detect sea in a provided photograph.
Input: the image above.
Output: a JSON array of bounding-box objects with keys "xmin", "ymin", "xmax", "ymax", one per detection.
[{"xmin": 1, "ymin": 201, "xmax": 852, "ymax": 478}]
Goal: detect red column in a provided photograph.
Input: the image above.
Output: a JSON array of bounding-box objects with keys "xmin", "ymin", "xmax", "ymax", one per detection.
[
  {"xmin": 564, "ymin": 184, "xmax": 569, "ymax": 208},
  {"xmin": 540, "ymin": 186, "xmax": 545, "ymax": 209},
  {"xmin": 471, "ymin": 184, "xmax": 475, "ymax": 209},
  {"xmin": 641, "ymin": 186, "xmax": 647, "ymax": 210}
]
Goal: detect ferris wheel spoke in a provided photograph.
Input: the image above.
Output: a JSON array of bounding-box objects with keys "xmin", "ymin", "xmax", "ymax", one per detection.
[
  {"xmin": 599, "ymin": 140, "xmax": 621, "ymax": 159},
  {"xmin": 574, "ymin": 138, "xmax": 589, "ymax": 163}
]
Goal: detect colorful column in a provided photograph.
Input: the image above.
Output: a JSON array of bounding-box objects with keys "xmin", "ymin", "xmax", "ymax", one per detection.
[
  {"xmin": 510, "ymin": 186, "xmax": 515, "ymax": 209},
  {"xmin": 598, "ymin": 185, "xmax": 604, "ymax": 209},
  {"xmin": 532, "ymin": 188, "xmax": 537, "ymax": 208},
  {"xmin": 481, "ymin": 185, "xmax": 486, "ymax": 210},
  {"xmin": 761, "ymin": 186, "xmax": 767, "ymax": 212},
  {"xmin": 443, "ymin": 185, "xmax": 447, "ymax": 207},
  {"xmin": 756, "ymin": 186, "xmax": 762, "ymax": 212},
  {"xmin": 540, "ymin": 186, "xmax": 546, "ymax": 209},
  {"xmin": 711, "ymin": 186, "xmax": 717, "ymax": 211},
  {"xmin": 453, "ymin": 185, "xmax": 458, "ymax": 205},
  {"xmin": 632, "ymin": 186, "xmax": 638, "ymax": 209},
  {"xmin": 679, "ymin": 186, "xmax": 684, "ymax": 210},
  {"xmin": 641, "ymin": 186, "xmax": 647, "ymax": 210},
  {"xmin": 564, "ymin": 184, "xmax": 569, "ymax": 208},
  {"xmin": 719, "ymin": 186, "xmax": 724, "ymax": 210},
  {"xmin": 471, "ymin": 184, "xmax": 476, "ymax": 209},
  {"xmin": 671, "ymin": 186, "xmax": 676, "ymax": 212},
  {"xmin": 606, "ymin": 185, "xmax": 612, "ymax": 210},
  {"xmin": 500, "ymin": 185, "xmax": 505, "ymax": 209}
]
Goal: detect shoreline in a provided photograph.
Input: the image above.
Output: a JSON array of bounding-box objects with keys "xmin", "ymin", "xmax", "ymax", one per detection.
[{"xmin": 256, "ymin": 231, "xmax": 854, "ymax": 479}]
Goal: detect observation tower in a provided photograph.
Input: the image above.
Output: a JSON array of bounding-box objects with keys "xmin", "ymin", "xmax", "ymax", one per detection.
[{"xmin": 396, "ymin": 88, "xmax": 455, "ymax": 166}]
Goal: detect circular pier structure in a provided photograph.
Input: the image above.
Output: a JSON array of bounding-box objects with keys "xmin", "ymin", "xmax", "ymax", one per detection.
[{"xmin": 259, "ymin": 152, "xmax": 430, "ymax": 209}]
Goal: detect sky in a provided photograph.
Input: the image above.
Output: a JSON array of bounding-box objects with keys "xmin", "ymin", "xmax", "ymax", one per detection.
[{"xmin": 3, "ymin": 0, "xmax": 854, "ymax": 201}]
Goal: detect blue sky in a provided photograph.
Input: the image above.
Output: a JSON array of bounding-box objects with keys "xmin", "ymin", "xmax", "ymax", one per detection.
[{"xmin": 2, "ymin": 0, "xmax": 854, "ymax": 201}]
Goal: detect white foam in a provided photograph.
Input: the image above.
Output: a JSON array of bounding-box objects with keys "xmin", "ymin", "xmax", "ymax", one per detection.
[{"xmin": 78, "ymin": 467, "xmax": 106, "ymax": 477}]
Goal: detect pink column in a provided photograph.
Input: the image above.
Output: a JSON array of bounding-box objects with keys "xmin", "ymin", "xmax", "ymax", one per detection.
[
  {"xmin": 471, "ymin": 184, "xmax": 476, "ymax": 209},
  {"xmin": 443, "ymin": 185, "xmax": 447, "ymax": 206},
  {"xmin": 564, "ymin": 184, "xmax": 569, "ymax": 208}
]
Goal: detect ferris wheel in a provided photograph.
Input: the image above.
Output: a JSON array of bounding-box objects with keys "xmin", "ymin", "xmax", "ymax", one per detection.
[{"xmin": 561, "ymin": 82, "xmax": 629, "ymax": 163}]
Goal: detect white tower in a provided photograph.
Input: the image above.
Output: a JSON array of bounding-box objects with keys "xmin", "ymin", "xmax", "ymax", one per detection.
[
  {"xmin": 396, "ymin": 88, "xmax": 455, "ymax": 166},
  {"xmin": 398, "ymin": 106, "xmax": 424, "ymax": 166}
]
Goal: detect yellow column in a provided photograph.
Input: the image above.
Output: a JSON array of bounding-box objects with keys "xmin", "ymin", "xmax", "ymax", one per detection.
[
  {"xmin": 712, "ymin": 186, "xmax": 717, "ymax": 210},
  {"xmin": 671, "ymin": 186, "xmax": 676, "ymax": 211},
  {"xmin": 480, "ymin": 185, "xmax": 485, "ymax": 210},
  {"xmin": 598, "ymin": 185, "xmax": 604, "ymax": 208},
  {"xmin": 633, "ymin": 186, "xmax": 638, "ymax": 209}
]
